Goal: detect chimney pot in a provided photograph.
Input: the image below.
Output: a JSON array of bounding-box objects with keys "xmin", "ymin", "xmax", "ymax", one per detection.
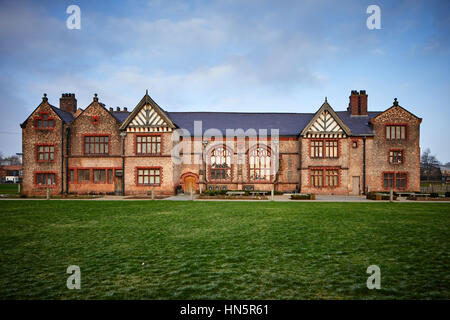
[
  {"xmin": 59, "ymin": 93, "xmax": 77, "ymax": 114},
  {"xmin": 116, "ymin": 107, "xmax": 120, "ymax": 112},
  {"xmin": 123, "ymin": 107, "xmax": 128, "ymax": 112},
  {"xmin": 109, "ymin": 107, "xmax": 113, "ymax": 112}
]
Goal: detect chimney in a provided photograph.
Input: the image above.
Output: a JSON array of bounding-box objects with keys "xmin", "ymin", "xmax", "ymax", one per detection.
[
  {"xmin": 60, "ymin": 93, "xmax": 77, "ymax": 114},
  {"xmin": 348, "ymin": 90, "xmax": 368, "ymax": 116},
  {"xmin": 109, "ymin": 107, "xmax": 113, "ymax": 112},
  {"xmin": 123, "ymin": 107, "xmax": 127, "ymax": 112},
  {"xmin": 116, "ymin": 107, "xmax": 120, "ymax": 112}
]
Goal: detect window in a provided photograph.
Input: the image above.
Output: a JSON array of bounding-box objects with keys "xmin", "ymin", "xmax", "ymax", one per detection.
[
  {"xmin": 383, "ymin": 172, "xmax": 407, "ymax": 190},
  {"xmin": 383, "ymin": 173, "xmax": 394, "ymax": 189},
  {"xmin": 311, "ymin": 139, "xmax": 338, "ymax": 158},
  {"xmin": 395, "ymin": 173, "xmax": 407, "ymax": 190},
  {"xmin": 78, "ymin": 169, "xmax": 90, "ymax": 183},
  {"xmin": 35, "ymin": 172, "xmax": 56, "ymax": 186},
  {"xmin": 311, "ymin": 140, "xmax": 323, "ymax": 158},
  {"xmin": 249, "ymin": 146, "xmax": 271, "ymax": 181},
  {"xmin": 311, "ymin": 168, "xmax": 340, "ymax": 188},
  {"xmin": 325, "ymin": 140, "xmax": 338, "ymax": 158},
  {"xmin": 136, "ymin": 135, "xmax": 161, "ymax": 154},
  {"xmin": 389, "ymin": 150, "xmax": 404, "ymax": 164},
  {"xmin": 37, "ymin": 145, "xmax": 55, "ymax": 161},
  {"xmin": 93, "ymin": 169, "xmax": 106, "ymax": 183},
  {"xmin": 210, "ymin": 146, "xmax": 231, "ymax": 181},
  {"xmin": 137, "ymin": 168, "xmax": 161, "ymax": 185},
  {"xmin": 84, "ymin": 135, "xmax": 109, "ymax": 155},
  {"xmin": 91, "ymin": 116, "xmax": 100, "ymax": 125},
  {"xmin": 34, "ymin": 112, "xmax": 54, "ymax": 130},
  {"xmin": 352, "ymin": 141, "xmax": 358, "ymax": 148},
  {"xmin": 325, "ymin": 169, "xmax": 339, "ymax": 187},
  {"xmin": 107, "ymin": 169, "xmax": 113, "ymax": 184},
  {"xmin": 69, "ymin": 170, "xmax": 74, "ymax": 182},
  {"xmin": 386, "ymin": 125, "xmax": 406, "ymax": 140},
  {"xmin": 311, "ymin": 169, "xmax": 323, "ymax": 187}
]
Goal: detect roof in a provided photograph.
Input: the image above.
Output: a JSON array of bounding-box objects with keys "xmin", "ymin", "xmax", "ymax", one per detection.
[
  {"xmin": 50, "ymin": 106, "xmax": 75, "ymax": 124},
  {"xmin": 166, "ymin": 110, "xmax": 381, "ymax": 136},
  {"xmin": 111, "ymin": 112, "xmax": 130, "ymax": 123}
]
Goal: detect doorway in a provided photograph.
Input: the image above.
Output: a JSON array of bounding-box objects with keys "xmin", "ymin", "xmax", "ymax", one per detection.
[
  {"xmin": 352, "ymin": 176, "xmax": 360, "ymax": 195},
  {"xmin": 114, "ymin": 172, "xmax": 123, "ymax": 195},
  {"xmin": 183, "ymin": 176, "xmax": 196, "ymax": 194}
]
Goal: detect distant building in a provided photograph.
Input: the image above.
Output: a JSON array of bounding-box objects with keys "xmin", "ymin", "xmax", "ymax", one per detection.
[
  {"xmin": 0, "ymin": 165, "xmax": 22, "ymax": 183},
  {"xmin": 440, "ymin": 166, "xmax": 450, "ymax": 184},
  {"xmin": 20, "ymin": 90, "xmax": 422, "ymax": 196}
]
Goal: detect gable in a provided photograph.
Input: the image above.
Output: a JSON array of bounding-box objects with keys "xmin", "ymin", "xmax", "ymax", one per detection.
[
  {"xmin": 301, "ymin": 100, "xmax": 351, "ymax": 138},
  {"xmin": 128, "ymin": 104, "xmax": 172, "ymax": 131},
  {"xmin": 371, "ymin": 101, "xmax": 421, "ymax": 124},
  {"xmin": 70, "ymin": 99, "xmax": 120, "ymax": 128},
  {"xmin": 120, "ymin": 91, "xmax": 175, "ymax": 133}
]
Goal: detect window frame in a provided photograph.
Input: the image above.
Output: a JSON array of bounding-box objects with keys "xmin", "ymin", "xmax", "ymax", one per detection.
[
  {"xmin": 34, "ymin": 111, "xmax": 55, "ymax": 130},
  {"xmin": 383, "ymin": 172, "xmax": 408, "ymax": 190},
  {"xmin": 135, "ymin": 134, "xmax": 162, "ymax": 155},
  {"xmin": 388, "ymin": 149, "xmax": 404, "ymax": 165},
  {"xmin": 69, "ymin": 167, "xmax": 118, "ymax": 184},
  {"xmin": 208, "ymin": 145, "xmax": 232, "ymax": 182},
  {"xmin": 310, "ymin": 167, "xmax": 340, "ymax": 188},
  {"xmin": 136, "ymin": 167, "xmax": 162, "ymax": 186},
  {"xmin": 34, "ymin": 171, "xmax": 57, "ymax": 187},
  {"xmin": 36, "ymin": 144, "xmax": 56, "ymax": 162},
  {"xmin": 310, "ymin": 139, "xmax": 339, "ymax": 159},
  {"xmin": 248, "ymin": 145, "xmax": 272, "ymax": 182},
  {"xmin": 385, "ymin": 124, "xmax": 407, "ymax": 140},
  {"xmin": 83, "ymin": 134, "xmax": 110, "ymax": 156}
]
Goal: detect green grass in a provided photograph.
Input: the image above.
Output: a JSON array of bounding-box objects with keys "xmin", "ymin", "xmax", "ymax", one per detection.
[
  {"xmin": 0, "ymin": 184, "xmax": 19, "ymax": 195},
  {"xmin": 0, "ymin": 200, "xmax": 449, "ymax": 299}
]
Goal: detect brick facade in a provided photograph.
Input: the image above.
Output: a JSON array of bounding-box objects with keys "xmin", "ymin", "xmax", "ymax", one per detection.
[{"xmin": 21, "ymin": 91, "xmax": 422, "ymax": 196}]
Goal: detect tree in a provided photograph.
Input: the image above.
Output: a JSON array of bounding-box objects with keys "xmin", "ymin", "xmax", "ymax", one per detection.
[{"xmin": 420, "ymin": 148, "xmax": 442, "ymax": 182}]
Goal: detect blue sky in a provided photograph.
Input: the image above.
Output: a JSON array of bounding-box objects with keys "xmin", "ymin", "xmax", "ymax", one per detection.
[{"xmin": 0, "ymin": 0, "xmax": 449, "ymax": 162}]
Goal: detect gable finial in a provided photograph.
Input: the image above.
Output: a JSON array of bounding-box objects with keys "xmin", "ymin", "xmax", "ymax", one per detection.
[
  {"xmin": 146, "ymin": 89, "xmax": 148, "ymax": 95},
  {"xmin": 325, "ymin": 96, "xmax": 328, "ymax": 103},
  {"xmin": 93, "ymin": 93, "xmax": 98, "ymax": 102},
  {"xmin": 42, "ymin": 93, "xmax": 48, "ymax": 102},
  {"xmin": 393, "ymin": 98, "xmax": 398, "ymax": 106}
]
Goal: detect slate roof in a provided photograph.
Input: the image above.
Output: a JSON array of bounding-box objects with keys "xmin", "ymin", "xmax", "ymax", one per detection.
[
  {"xmin": 165, "ymin": 110, "xmax": 382, "ymax": 136},
  {"xmin": 50, "ymin": 106, "xmax": 75, "ymax": 124},
  {"xmin": 111, "ymin": 112, "xmax": 130, "ymax": 123}
]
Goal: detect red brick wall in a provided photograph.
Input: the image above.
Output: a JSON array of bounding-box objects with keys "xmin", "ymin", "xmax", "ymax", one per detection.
[{"xmin": 22, "ymin": 101, "xmax": 64, "ymax": 196}]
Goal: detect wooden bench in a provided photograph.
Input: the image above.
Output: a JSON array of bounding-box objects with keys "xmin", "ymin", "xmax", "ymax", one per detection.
[
  {"xmin": 226, "ymin": 191, "xmax": 246, "ymax": 196},
  {"xmin": 250, "ymin": 191, "xmax": 268, "ymax": 197}
]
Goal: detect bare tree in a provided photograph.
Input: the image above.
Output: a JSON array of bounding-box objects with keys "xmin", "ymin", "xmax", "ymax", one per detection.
[{"xmin": 420, "ymin": 148, "xmax": 442, "ymax": 182}]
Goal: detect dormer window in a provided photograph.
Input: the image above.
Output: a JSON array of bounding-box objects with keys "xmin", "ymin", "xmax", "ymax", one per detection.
[{"xmin": 34, "ymin": 112, "xmax": 54, "ymax": 130}]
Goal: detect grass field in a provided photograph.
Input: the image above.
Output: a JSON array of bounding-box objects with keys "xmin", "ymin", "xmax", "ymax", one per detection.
[
  {"xmin": 0, "ymin": 184, "xmax": 19, "ymax": 195},
  {"xmin": 0, "ymin": 200, "xmax": 449, "ymax": 299}
]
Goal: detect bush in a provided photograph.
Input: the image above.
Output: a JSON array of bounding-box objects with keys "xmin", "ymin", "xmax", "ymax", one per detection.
[
  {"xmin": 366, "ymin": 192, "xmax": 397, "ymax": 200},
  {"xmin": 291, "ymin": 194, "xmax": 314, "ymax": 200},
  {"xmin": 445, "ymin": 192, "xmax": 450, "ymax": 198},
  {"xmin": 430, "ymin": 192, "xmax": 439, "ymax": 198}
]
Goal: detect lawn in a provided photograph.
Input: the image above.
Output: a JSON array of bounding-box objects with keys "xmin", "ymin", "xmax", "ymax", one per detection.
[
  {"xmin": 0, "ymin": 200, "xmax": 449, "ymax": 299},
  {"xmin": 0, "ymin": 184, "xmax": 19, "ymax": 195}
]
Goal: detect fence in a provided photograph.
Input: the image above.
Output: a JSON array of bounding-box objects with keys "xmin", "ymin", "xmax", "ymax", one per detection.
[{"xmin": 420, "ymin": 184, "xmax": 450, "ymax": 193}]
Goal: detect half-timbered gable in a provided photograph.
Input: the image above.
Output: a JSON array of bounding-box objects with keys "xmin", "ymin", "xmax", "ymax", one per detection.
[{"xmin": 301, "ymin": 99, "xmax": 351, "ymax": 138}]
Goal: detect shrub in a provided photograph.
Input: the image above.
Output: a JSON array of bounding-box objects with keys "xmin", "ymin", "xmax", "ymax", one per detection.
[
  {"xmin": 430, "ymin": 192, "xmax": 439, "ymax": 198},
  {"xmin": 445, "ymin": 192, "xmax": 450, "ymax": 198},
  {"xmin": 291, "ymin": 194, "xmax": 314, "ymax": 200}
]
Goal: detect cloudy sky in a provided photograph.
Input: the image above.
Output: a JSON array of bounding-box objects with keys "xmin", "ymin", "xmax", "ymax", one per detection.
[{"xmin": 0, "ymin": 0, "xmax": 449, "ymax": 162}]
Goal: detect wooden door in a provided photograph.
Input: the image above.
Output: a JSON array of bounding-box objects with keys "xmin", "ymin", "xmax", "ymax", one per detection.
[
  {"xmin": 114, "ymin": 176, "xmax": 122, "ymax": 195},
  {"xmin": 352, "ymin": 176, "xmax": 360, "ymax": 195},
  {"xmin": 184, "ymin": 176, "xmax": 196, "ymax": 193}
]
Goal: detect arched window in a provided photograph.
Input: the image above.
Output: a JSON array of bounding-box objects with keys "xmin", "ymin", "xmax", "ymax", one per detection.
[
  {"xmin": 249, "ymin": 146, "xmax": 271, "ymax": 181},
  {"xmin": 209, "ymin": 146, "xmax": 231, "ymax": 181}
]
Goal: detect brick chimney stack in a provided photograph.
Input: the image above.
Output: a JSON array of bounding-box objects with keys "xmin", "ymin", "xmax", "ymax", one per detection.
[
  {"xmin": 60, "ymin": 93, "xmax": 77, "ymax": 114},
  {"xmin": 348, "ymin": 90, "xmax": 368, "ymax": 116}
]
